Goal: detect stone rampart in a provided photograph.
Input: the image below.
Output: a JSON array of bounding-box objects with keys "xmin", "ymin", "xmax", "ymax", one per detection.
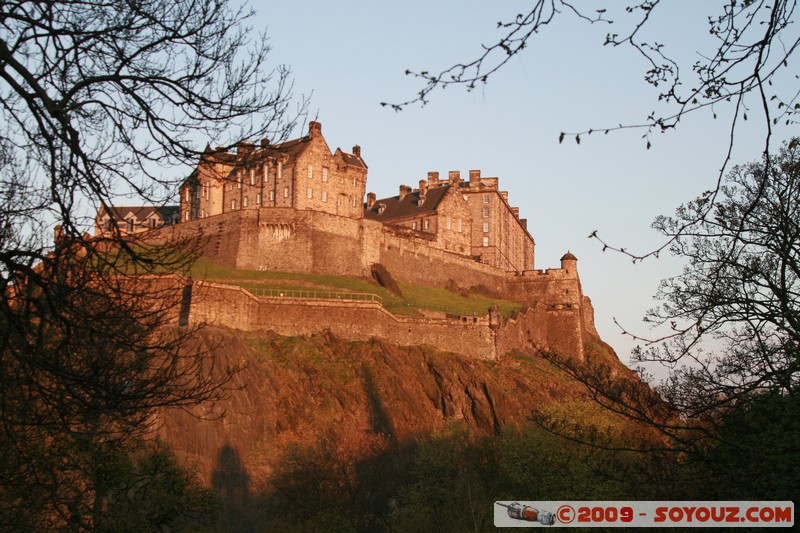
[
  {"xmin": 140, "ymin": 209, "xmax": 593, "ymax": 361},
  {"xmin": 188, "ymin": 281, "xmax": 498, "ymax": 359}
]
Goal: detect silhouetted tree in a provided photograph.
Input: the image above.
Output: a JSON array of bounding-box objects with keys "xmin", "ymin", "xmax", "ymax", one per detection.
[
  {"xmin": 537, "ymin": 139, "xmax": 800, "ymax": 497},
  {"xmin": 0, "ymin": 0, "xmax": 301, "ymax": 529}
]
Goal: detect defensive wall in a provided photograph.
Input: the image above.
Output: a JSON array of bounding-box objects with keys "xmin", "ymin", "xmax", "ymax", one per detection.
[
  {"xmin": 182, "ymin": 280, "xmax": 593, "ymax": 361},
  {"xmin": 147, "ymin": 208, "xmax": 594, "ymax": 360},
  {"xmin": 151, "ymin": 208, "xmax": 537, "ymax": 293}
]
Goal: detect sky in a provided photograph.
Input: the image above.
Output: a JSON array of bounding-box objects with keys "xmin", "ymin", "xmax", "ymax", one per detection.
[{"xmin": 244, "ymin": 1, "xmax": 796, "ymax": 378}]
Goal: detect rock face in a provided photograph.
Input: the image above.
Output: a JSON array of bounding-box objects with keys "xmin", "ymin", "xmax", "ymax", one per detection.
[{"xmin": 159, "ymin": 326, "xmax": 625, "ymax": 486}]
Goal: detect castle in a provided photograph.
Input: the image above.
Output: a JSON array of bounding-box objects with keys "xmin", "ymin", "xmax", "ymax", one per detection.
[
  {"xmin": 108, "ymin": 122, "xmax": 607, "ymax": 362},
  {"xmin": 176, "ymin": 121, "xmax": 534, "ymax": 273}
]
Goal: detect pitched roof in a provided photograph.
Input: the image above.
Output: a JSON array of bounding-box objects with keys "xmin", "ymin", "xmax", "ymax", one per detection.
[
  {"xmin": 340, "ymin": 151, "xmax": 367, "ymax": 169},
  {"xmin": 364, "ymin": 185, "xmax": 450, "ymax": 221},
  {"xmin": 99, "ymin": 205, "xmax": 179, "ymax": 222}
]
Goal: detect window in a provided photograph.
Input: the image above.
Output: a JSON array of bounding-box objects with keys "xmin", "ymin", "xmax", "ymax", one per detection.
[
  {"xmin": 283, "ymin": 187, "xmax": 289, "ymax": 198},
  {"xmin": 250, "ymin": 168, "xmax": 255, "ymax": 185},
  {"xmin": 457, "ymin": 218, "xmax": 462, "ymax": 232},
  {"xmin": 322, "ymin": 167, "xmax": 328, "ymax": 182},
  {"xmin": 185, "ymin": 212, "xmax": 190, "ymax": 221},
  {"xmin": 307, "ymin": 164, "xmax": 313, "ymax": 179},
  {"xmin": 352, "ymin": 176, "xmax": 357, "ymax": 186},
  {"xmin": 243, "ymin": 196, "xmax": 249, "ymax": 207},
  {"xmin": 231, "ymin": 199, "xmax": 237, "ymax": 210},
  {"xmin": 412, "ymin": 221, "xmax": 418, "ymax": 230},
  {"xmin": 483, "ymin": 221, "xmax": 489, "ymax": 232},
  {"xmin": 184, "ymin": 189, "xmax": 190, "ymax": 202},
  {"xmin": 446, "ymin": 216, "xmax": 452, "ymax": 230},
  {"xmin": 483, "ymin": 207, "xmax": 490, "ymax": 218},
  {"xmin": 237, "ymin": 173, "xmax": 242, "ymax": 189},
  {"xmin": 351, "ymin": 196, "xmax": 356, "ymax": 207},
  {"xmin": 126, "ymin": 219, "xmax": 134, "ymax": 233},
  {"xmin": 269, "ymin": 191, "xmax": 275, "ymax": 202},
  {"xmin": 321, "ymin": 190, "xmax": 327, "ymax": 202},
  {"xmin": 257, "ymin": 193, "xmax": 262, "ymax": 204},
  {"xmin": 483, "ymin": 236, "xmax": 489, "ymax": 246},
  {"xmin": 263, "ymin": 165, "xmax": 269, "ymax": 183},
  {"xmin": 149, "ymin": 218, "xmax": 156, "ymax": 229},
  {"xmin": 483, "ymin": 194, "xmax": 490, "ymax": 204},
  {"xmin": 278, "ymin": 162, "xmax": 283, "ymax": 180},
  {"xmin": 306, "ymin": 188, "xmax": 313, "ymax": 199},
  {"xmin": 423, "ymin": 219, "xmax": 430, "ymax": 230},
  {"xmin": 196, "ymin": 188, "xmax": 201, "ymax": 199}
]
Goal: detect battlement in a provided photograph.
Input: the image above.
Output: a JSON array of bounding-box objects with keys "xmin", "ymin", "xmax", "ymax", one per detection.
[{"xmin": 182, "ymin": 279, "xmax": 587, "ymax": 361}]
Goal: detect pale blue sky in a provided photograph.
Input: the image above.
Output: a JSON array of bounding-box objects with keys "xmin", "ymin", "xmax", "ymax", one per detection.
[{"xmin": 249, "ymin": 1, "xmax": 796, "ymax": 375}]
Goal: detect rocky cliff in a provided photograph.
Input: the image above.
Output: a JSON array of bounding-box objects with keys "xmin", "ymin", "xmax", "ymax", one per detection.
[{"xmin": 159, "ymin": 324, "xmax": 631, "ymax": 488}]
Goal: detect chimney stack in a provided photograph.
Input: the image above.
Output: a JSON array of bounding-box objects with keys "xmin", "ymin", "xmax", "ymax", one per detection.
[
  {"xmin": 260, "ymin": 137, "xmax": 270, "ymax": 148},
  {"xmin": 427, "ymin": 171, "xmax": 439, "ymax": 185},
  {"xmin": 399, "ymin": 184, "xmax": 412, "ymax": 200},
  {"xmin": 469, "ymin": 170, "xmax": 481, "ymax": 188},
  {"xmin": 352, "ymin": 145, "xmax": 361, "ymax": 157},
  {"xmin": 309, "ymin": 121, "xmax": 322, "ymax": 138},
  {"xmin": 418, "ymin": 179, "xmax": 428, "ymax": 196},
  {"xmin": 236, "ymin": 141, "xmax": 254, "ymax": 156},
  {"xmin": 366, "ymin": 192, "xmax": 376, "ymax": 209},
  {"xmin": 448, "ymin": 170, "xmax": 460, "ymax": 186}
]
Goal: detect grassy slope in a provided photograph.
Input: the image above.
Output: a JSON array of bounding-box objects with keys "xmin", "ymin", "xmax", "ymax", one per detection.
[{"xmin": 190, "ymin": 255, "xmax": 524, "ymax": 317}]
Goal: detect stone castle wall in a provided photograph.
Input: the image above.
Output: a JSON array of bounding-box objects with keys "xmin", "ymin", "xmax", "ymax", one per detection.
[
  {"xmin": 146, "ymin": 208, "xmax": 592, "ymax": 360},
  {"xmin": 188, "ymin": 282, "xmax": 500, "ymax": 359}
]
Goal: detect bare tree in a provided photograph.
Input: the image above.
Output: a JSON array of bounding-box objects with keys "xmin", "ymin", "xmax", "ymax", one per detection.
[
  {"xmin": 385, "ymin": 1, "xmax": 800, "ymax": 259},
  {"xmin": 0, "ymin": 0, "xmax": 302, "ymax": 529},
  {"xmin": 535, "ymin": 140, "xmax": 800, "ymax": 498}
]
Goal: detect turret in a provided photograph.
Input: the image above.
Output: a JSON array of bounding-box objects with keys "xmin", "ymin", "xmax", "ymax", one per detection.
[{"xmin": 560, "ymin": 251, "xmax": 577, "ymax": 273}]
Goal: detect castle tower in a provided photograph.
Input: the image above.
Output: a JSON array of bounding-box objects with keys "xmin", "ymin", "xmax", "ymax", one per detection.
[{"xmin": 560, "ymin": 251, "xmax": 577, "ymax": 274}]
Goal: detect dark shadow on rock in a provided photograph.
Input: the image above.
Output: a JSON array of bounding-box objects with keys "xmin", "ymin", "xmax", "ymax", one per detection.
[
  {"xmin": 362, "ymin": 364, "xmax": 396, "ymax": 444},
  {"xmin": 211, "ymin": 443, "xmax": 255, "ymax": 532}
]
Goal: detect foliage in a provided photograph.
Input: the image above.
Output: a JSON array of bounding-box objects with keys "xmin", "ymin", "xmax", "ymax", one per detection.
[
  {"xmin": 534, "ymin": 140, "xmax": 800, "ymax": 500},
  {"xmin": 237, "ymin": 422, "xmax": 667, "ymax": 532},
  {"xmin": 700, "ymin": 391, "xmax": 800, "ymax": 502},
  {"xmin": 642, "ymin": 139, "xmax": 800, "ymax": 425},
  {"xmin": 0, "ymin": 245, "xmax": 235, "ymax": 530},
  {"xmin": 0, "ymin": 0, "xmax": 295, "ymax": 528},
  {"xmin": 97, "ymin": 441, "xmax": 219, "ymax": 533},
  {"xmin": 255, "ymin": 427, "xmax": 393, "ymax": 532}
]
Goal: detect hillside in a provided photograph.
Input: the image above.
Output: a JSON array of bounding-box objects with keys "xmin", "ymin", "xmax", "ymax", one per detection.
[{"xmin": 158, "ymin": 323, "xmax": 646, "ymax": 530}]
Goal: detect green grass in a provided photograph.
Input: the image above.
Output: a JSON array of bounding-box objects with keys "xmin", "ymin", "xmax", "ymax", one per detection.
[{"xmin": 191, "ymin": 256, "xmax": 524, "ymax": 318}]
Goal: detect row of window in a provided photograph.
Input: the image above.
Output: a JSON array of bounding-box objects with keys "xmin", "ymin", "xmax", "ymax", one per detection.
[
  {"xmin": 197, "ymin": 163, "xmax": 361, "ymax": 201},
  {"xmin": 305, "ymin": 188, "xmax": 358, "ymax": 206},
  {"xmin": 106, "ymin": 218, "xmax": 159, "ymax": 231},
  {"xmin": 228, "ymin": 188, "xmax": 291, "ymax": 210},
  {"xmin": 307, "ymin": 165, "xmax": 328, "ymax": 182},
  {"xmin": 411, "ymin": 219, "xmax": 431, "ymax": 231},
  {"xmin": 220, "ymin": 162, "xmax": 286, "ymax": 192}
]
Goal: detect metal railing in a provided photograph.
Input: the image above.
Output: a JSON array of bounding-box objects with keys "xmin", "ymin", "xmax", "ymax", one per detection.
[
  {"xmin": 244, "ymin": 287, "xmax": 494, "ymax": 317},
  {"xmin": 249, "ymin": 287, "xmax": 383, "ymax": 304}
]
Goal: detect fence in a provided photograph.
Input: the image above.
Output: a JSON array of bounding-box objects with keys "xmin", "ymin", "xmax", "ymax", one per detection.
[
  {"xmin": 249, "ymin": 287, "xmax": 383, "ymax": 304},
  {"xmin": 246, "ymin": 287, "xmax": 488, "ymax": 317}
]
